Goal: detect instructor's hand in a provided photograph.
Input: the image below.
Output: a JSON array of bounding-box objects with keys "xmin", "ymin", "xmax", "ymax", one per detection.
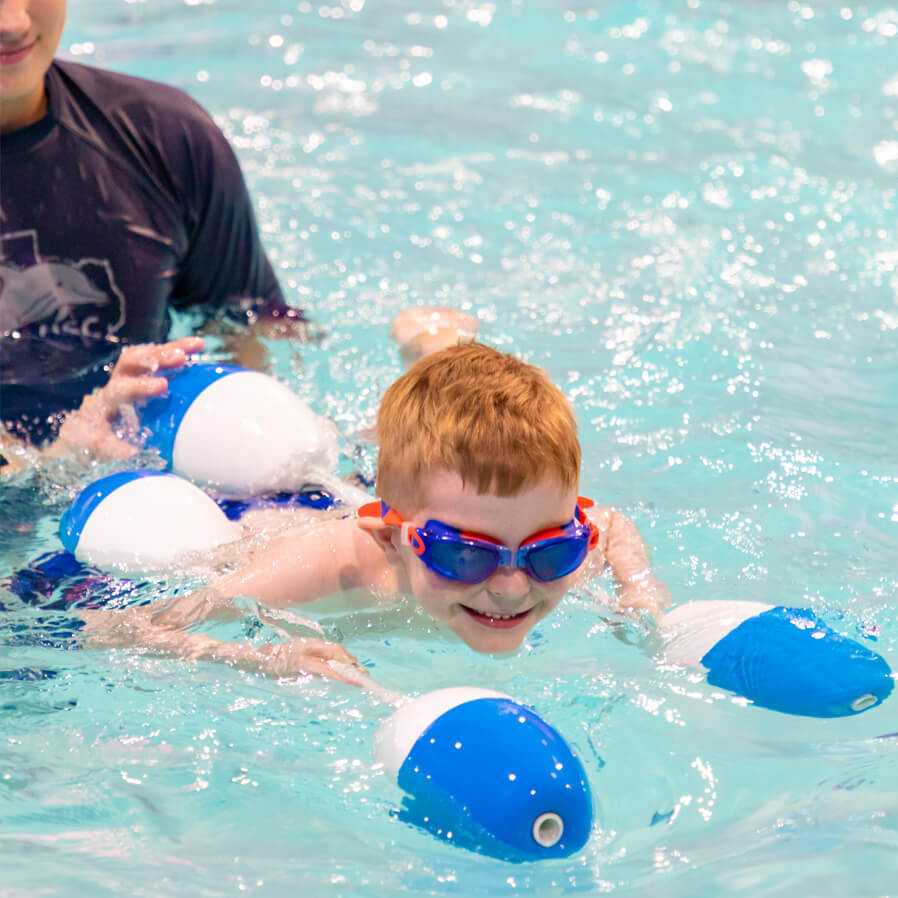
[{"xmin": 52, "ymin": 337, "xmax": 204, "ymax": 460}]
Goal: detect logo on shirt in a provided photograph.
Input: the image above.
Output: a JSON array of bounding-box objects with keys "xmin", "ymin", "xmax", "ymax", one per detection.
[{"xmin": 0, "ymin": 230, "xmax": 125, "ymax": 341}]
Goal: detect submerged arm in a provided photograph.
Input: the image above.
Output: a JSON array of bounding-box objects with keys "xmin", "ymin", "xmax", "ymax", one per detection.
[
  {"xmin": 81, "ymin": 601, "xmax": 362, "ymax": 682},
  {"xmin": 81, "ymin": 518, "xmax": 383, "ymax": 682},
  {"xmin": 593, "ymin": 507, "xmax": 670, "ymax": 620}
]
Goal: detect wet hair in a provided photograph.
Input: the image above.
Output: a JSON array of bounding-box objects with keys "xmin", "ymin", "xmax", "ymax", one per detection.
[{"xmin": 376, "ymin": 342, "xmax": 581, "ymax": 509}]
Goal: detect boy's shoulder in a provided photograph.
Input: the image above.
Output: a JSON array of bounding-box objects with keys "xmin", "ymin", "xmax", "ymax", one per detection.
[
  {"xmin": 273, "ymin": 513, "xmax": 401, "ymax": 595},
  {"xmin": 213, "ymin": 511, "xmax": 400, "ymax": 609}
]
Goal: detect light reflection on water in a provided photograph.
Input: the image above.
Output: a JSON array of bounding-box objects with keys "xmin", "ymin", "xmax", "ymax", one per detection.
[{"xmin": 3, "ymin": 0, "xmax": 898, "ymax": 894}]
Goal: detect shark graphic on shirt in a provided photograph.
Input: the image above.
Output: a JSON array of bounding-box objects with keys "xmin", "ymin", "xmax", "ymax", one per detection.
[{"xmin": 0, "ymin": 230, "xmax": 126, "ymax": 382}]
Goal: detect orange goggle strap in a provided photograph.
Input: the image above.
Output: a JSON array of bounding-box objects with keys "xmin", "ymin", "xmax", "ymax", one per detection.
[
  {"xmin": 358, "ymin": 499, "xmax": 403, "ymax": 527},
  {"xmin": 357, "ymin": 500, "xmax": 381, "ymax": 519},
  {"xmin": 577, "ymin": 496, "xmax": 600, "ymax": 551},
  {"xmin": 357, "ymin": 500, "xmax": 421, "ymax": 551}
]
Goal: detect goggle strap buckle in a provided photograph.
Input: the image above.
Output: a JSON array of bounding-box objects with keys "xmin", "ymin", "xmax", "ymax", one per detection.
[{"xmin": 399, "ymin": 523, "xmax": 428, "ymax": 557}]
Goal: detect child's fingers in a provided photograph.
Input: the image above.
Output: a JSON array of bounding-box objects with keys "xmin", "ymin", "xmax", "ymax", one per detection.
[
  {"xmin": 309, "ymin": 660, "xmax": 367, "ymax": 685},
  {"xmin": 110, "ymin": 346, "xmax": 155, "ymax": 377},
  {"xmin": 300, "ymin": 639, "xmax": 359, "ymax": 663},
  {"xmin": 311, "ymin": 646, "xmax": 370, "ymax": 686},
  {"xmin": 113, "ymin": 344, "xmax": 181, "ymax": 376},
  {"xmin": 325, "ymin": 659, "xmax": 372, "ymax": 687},
  {"xmin": 260, "ymin": 639, "xmax": 365, "ymax": 681}
]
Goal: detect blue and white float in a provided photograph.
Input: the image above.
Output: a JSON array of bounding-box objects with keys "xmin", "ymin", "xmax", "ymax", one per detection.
[
  {"xmin": 372, "ymin": 686, "xmax": 593, "ymax": 862},
  {"xmin": 138, "ymin": 363, "xmax": 340, "ymax": 498},
  {"xmin": 59, "ymin": 470, "xmax": 239, "ymax": 572},
  {"xmin": 660, "ymin": 600, "xmax": 894, "ymax": 717}
]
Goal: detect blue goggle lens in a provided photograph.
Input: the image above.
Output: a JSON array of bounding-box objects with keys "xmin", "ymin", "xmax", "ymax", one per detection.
[
  {"xmin": 523, "ymin": 537, "xmax": 589, "ymax": 582},
  {"xmin": 428, "ymin": 540, "xmax": 499, "ymax": 583}
]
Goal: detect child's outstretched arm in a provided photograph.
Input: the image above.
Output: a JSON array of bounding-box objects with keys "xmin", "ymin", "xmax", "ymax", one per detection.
[
  {"xmin": 81, "ymin": 600, "xmax": 363, "ymax": 683},
  {"xmin": 83, "ymin": 517, "xmax": 390, "ymax": 682},
  {"xmin": 596, "ymin": 508, "xmax": 670, "ymax": 620}
]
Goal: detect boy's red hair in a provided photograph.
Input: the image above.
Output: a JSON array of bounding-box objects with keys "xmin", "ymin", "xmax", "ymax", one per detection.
[{"xmin": 376, "ymin": 342, "xmax": 581, "ymax": 509}]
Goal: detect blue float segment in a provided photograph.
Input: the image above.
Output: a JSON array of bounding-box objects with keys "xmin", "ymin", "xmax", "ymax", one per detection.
[
  {"xmin": 139, "ymin": 364, "xmax": 245, "ymax": 462},
  {"xmin": 701, "ymin": 605, "xmax": 894, "ymax": 717},
  {"xmin": 216, "ymin": 485, "xmax": 337, "ymax": 521},
  {"xmin": 395, "ymin": 697, "xmax": 592, "ymax": 862},
  {"xmin": 58, "ymin": 470, "xmax": 168, "ymax": 552}
]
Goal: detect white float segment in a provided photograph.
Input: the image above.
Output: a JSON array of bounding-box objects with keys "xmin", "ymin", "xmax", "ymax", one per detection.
[
  {"xmin": 374, "ymin": 686, "xmax": 509, "ymax": 781},
  {"xmin": 75, "ymin": 474, "xmax": 240, "ymax": 572},
  {"xmin": 659, "ymin": 600, "xmax": 775, "ymax": 666},
  {"xmin": 171, "ymin": 370, "xmax": 340, "ymax": 497}
]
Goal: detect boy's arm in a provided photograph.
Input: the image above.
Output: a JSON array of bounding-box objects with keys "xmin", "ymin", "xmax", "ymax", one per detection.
[
  {"xmin": 593, "ymin": 507, "xmax": 671, "ymax": 620},
  {"xmin": 80, "ymin": 603, "xmax": 364, "ymax": 683},
  {"xmin": 82, "ymin": 517, "xmax": 389, "ymax": 681}
]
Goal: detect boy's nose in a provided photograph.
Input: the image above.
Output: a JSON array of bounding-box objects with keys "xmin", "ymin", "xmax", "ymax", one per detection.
[{"xmin": 486, "ymin": 566, "xmax": 530, "ymax": 602}]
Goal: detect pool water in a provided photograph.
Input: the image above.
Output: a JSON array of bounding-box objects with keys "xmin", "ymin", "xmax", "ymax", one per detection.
[{"xmin": 3, "ymin": 0, "xmax": 898, "ymax": 894}]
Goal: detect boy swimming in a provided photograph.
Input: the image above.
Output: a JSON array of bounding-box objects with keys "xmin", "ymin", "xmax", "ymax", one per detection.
[{"xmin": 88, "ymin": 342, "xmax": 669, "ymax": 678}]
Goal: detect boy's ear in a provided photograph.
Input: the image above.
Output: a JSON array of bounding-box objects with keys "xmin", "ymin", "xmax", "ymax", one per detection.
[{"xmin": 357, "ymin": 516, "xmax": 399, "ymax": 555}]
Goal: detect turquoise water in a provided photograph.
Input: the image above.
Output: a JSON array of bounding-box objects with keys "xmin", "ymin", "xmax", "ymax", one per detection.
[{"xmin": 3, "ymin": 0, "xmax": 898, "ymax": 894}]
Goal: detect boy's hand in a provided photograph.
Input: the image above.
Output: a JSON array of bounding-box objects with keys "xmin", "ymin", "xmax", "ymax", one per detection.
[
  {"xmin": 256, "ymin": 638, "xmax": 367, "ymax": 683},
  {"xmin": 390, "ymin": 306, "xmax": 479, "ymax": 367},
  {"xmin": 50, "ymin": 336, "xmax": 205, "ymax": 460}
]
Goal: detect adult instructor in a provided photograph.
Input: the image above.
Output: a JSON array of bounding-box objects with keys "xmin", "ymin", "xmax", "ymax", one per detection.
[{"xmin": 0, "ymin": 0, "xmax": 298, "ymax": 455}]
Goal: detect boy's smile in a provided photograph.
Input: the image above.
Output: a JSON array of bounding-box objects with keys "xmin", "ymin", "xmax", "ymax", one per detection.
[{"xmin": 392, "ymin": 471, "xmax": 582, "ymax": 654}]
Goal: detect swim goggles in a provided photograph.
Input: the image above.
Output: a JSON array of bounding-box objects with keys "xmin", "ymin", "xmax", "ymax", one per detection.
[{"xmin": 358, "ymin": 497, "xmax": 599, "ymax": 584}]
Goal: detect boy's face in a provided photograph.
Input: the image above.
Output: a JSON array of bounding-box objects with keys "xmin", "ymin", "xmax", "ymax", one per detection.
[
  {"xmin": 0, "ymin": 0, "xmax": 66, "ymax": 131},
  {"xmin": 392, "ymin": 470, "xmax": 581, "ymax": 654}
]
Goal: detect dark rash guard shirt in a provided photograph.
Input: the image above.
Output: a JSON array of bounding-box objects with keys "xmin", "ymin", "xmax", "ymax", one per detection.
[{"xmin": 0, "ymin": 60, "xmax": 286, "ymax": 443}]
